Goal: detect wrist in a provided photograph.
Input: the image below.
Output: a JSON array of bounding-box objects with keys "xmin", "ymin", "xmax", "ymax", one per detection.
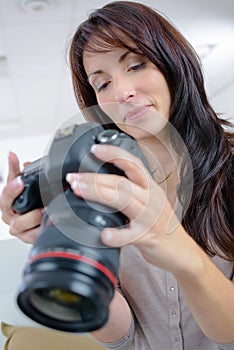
[{"xmin": 170, "ymin": 228, "xmax": 207, "ymax": 280}]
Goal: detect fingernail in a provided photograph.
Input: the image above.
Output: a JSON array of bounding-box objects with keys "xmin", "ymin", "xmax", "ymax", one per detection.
[
  {"xmin": 70, "ymin": 180, "xmax": 87, "ymax": 191},
  {"xmin": 70, "ymin": 181, "xmax": 77, "ymax": 190},
  {"xmin": 66, "ymin": 173, "xmax": 72, "ymax": 182},
  {"xmin": 66, "ymin": 173, "xmax": 83, "ymax": 183},
  {"xmin": 90, "ymin": 144, "xmax": 107, "ymax": 153},
  {"xmin": 66, "ymin": 173, "xmax": 87, "ymax": 190}
]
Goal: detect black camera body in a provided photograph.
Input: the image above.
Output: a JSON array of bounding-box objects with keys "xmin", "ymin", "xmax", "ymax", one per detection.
[
  {"xmin": 14, "ymin": 122, "xmax": 150, "ymax": 333},
  {"xmin": 14, "ymin": 122, "xmax": 147, "ymax": 214}
]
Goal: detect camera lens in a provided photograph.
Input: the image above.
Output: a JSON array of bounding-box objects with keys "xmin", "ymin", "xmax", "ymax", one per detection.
[
  {"xmin": 29, "ymin": 288, "xmax": 95, "ymax": 322},
  {"xmin": 17, "ymin": 254, "xmax": 116, "ymax": 332},
  {"xmin": 17, "ymin": 224, "xmax": 118, "ymax": 332}
]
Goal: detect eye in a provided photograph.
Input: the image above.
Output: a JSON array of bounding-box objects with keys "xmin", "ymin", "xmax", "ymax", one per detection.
[
  {"xmin": 97, "ymin": 80, "xmax": 111, "ymax": 93},
  {"xmin": 128, "ymin": 62, "xmax": 145, "ymax": 72}
]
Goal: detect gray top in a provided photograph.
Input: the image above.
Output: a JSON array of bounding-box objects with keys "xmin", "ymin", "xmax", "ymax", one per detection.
[{"xmin": 99, "ymin": 246, "xmax": 234, "ymax": 350}]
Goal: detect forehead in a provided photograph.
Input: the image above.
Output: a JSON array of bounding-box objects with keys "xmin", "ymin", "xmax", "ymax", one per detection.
[
  {"xmin": 83, "ymin": 46, "xmax": 128, "ymax": 62},
  {"xmin": 83, "ymin": 48, "xmax": 126, "ymax": 76}
]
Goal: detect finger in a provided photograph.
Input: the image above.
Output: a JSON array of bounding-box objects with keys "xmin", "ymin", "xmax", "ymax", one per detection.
[
  {"xmin": 10, "ymin": 227, "xmax": 41, "ymax": 244},
  {"xmin": 9, "ymin": 208, "xmax": 44, "ymax": 236},
  {"xmin": 67, "ymin": 172, "xmax": 167, "ymax": 244},
  {"xmin": 90, "ymin": 144, "xmax": 153, "ymax": 188},
  {"xmin": 66, "ymin": 172, "xmax": 148, "ymax": 220},
  {"xmin": 7, "ymin": 151, "xmax": 21, "ymax": 182},
  {"xmin": 0, "ymin": 177, "xmax": 25, "ymax": 224},
  {"xmin": 1, "ymin": 152, "xmax": 24, "ymax": 223}
]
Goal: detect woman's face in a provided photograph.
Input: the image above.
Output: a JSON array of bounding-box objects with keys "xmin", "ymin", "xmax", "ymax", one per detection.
[{"xmin": 83, "ymin": 45, "xmax": 171, "ymax": 140}]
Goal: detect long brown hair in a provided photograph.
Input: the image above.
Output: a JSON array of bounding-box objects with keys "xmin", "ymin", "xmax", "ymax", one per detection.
[{"xmin": 69, "ymin": 1, "xmax": 234, "ymax": 261}]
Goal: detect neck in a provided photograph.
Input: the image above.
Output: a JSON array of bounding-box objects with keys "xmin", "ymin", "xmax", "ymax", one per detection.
[
  {"xmin": 137, "ymin": 130, "xmax": 181, "ymax": 207},
  {"xmin": 138, "ymin": 131, "xmax": 179, "ymax": 177}
]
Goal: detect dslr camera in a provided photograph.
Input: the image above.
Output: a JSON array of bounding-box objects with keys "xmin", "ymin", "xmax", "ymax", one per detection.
[{"xmin": 14, "ymin": 121, "xmax": 150, "ymax": 333}]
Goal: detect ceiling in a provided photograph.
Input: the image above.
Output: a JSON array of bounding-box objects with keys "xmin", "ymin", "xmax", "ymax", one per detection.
[{"xmin": 0, "ymin": 0, "xmax": 234, "ymax": 141}]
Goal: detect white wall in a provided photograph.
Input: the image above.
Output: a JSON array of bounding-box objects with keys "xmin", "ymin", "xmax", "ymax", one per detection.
[
  {"xmin": 0, "ymin": 133, "xmax": 54, "ymax": 347},
  {"xmin": 0, "ymin": 132, "xmax": 52, "ymax": 240},
  {"xmin": 210, "ymin": 81, "xmax": 234, "ymax": 123}
]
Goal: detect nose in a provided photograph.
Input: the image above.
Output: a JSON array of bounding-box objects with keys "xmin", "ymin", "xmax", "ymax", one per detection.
[{"xmin": 113, "ymin": 77, "xmax": 136, "ymax": 103}]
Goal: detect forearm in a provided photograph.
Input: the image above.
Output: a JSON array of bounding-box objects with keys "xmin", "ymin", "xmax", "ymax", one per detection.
[
  {"xmin": 91, "ymin": 290, "xmax": 132, "ymax": 343},
  {"xmin": 174, "ymin": 242, "xmax": 234, "ymax": 344}
]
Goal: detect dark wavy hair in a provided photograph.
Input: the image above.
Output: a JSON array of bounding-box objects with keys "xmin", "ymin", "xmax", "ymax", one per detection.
[{"xmin": 69, "ymin": 1, "xmax": 234, "ymax": 261}]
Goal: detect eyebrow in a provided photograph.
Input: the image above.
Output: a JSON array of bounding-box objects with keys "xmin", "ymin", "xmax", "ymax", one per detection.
[{"xmin": 87, "ymin": 50, "xmax": 131, "ymax": 81}]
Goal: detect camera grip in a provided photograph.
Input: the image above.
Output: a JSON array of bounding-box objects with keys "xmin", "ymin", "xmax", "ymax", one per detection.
[{"xmin": 13, "ymin": 181, "xmax": 43, "ymax": 214}]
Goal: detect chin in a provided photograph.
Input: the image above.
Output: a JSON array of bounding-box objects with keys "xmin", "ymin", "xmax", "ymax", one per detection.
[
  {"xmin": 119, "ymin": 120, "xmax": 168, "ymax": 140},
  {"xmin": 119, "ymin": 124, "xmax": 153, "ymax": 140}
]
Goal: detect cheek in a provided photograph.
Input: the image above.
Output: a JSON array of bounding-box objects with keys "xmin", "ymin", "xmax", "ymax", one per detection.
[
  {"xmin": 147, "ymin": 71, "xmax": 171, "ymax": 103},
  {"xmin": 96, "ymin": 94, "xmax": 111, "ymax": 110}
]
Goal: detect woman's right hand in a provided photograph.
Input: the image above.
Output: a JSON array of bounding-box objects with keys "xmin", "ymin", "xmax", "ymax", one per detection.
[{"xmin": 0, "ymin": 151, "xmax": 43, "ymax": 243}]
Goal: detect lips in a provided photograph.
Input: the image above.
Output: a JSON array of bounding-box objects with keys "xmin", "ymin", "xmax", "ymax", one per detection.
[{"xmin": 124, "ymin": 105, "xmax": 152, "ymax": 123}]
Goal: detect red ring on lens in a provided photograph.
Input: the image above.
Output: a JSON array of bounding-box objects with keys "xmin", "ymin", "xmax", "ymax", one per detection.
[{"xmin": 29, "ymin": 251, "xmax": 117, "ymax": 288}]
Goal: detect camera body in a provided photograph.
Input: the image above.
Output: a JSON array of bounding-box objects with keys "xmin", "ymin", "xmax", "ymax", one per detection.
[
  {"xmin": 14, "ymin": 122, "xmax": 148, "ymax": 214},
  {"xmin": 14, "ymin": 122, "xmax": 150, "ymax": 333}
]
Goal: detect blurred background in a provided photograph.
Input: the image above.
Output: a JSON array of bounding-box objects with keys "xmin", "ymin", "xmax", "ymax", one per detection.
[{"xmin": 0, "ymin": 0, "xmax": 233, "ymax": 345}]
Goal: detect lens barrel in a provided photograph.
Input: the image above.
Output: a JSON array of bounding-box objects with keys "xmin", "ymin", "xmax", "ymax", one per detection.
[
  {"xmin": 17, "ymin": 248, "xmax": 117, "ymax": 332},
  {"xmin": 17, "ymin": 189, "xmax": 121, "ymax": 332}
]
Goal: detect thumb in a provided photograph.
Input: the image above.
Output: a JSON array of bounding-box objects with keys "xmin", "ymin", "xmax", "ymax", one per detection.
[{"xmin": 7, "ymin": 152, "xmax": 21, "ymax": 182}]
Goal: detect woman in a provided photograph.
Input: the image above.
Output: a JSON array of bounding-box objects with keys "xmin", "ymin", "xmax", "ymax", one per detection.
[{"xmin": 0, "ymin": 2, "xmax": 233, "ymax": 349}]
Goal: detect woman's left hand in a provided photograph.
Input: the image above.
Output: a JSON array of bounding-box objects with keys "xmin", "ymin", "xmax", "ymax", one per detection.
[{"xmin": 66, "ymin": 143, "xmax": 196, "ymax": 273}]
